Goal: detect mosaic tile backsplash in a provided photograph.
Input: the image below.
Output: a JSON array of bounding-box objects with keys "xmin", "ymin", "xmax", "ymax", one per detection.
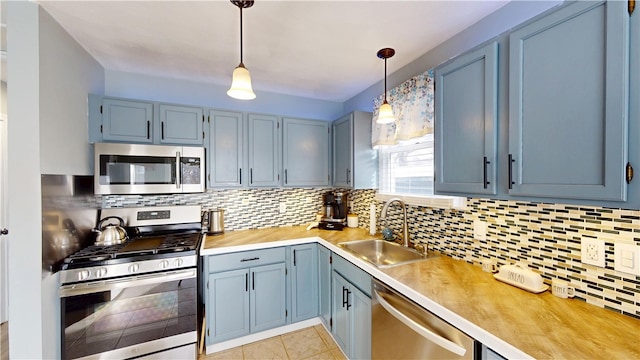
[{"xmin": 100, "ymin": 188, "xmax": 639, "ymax": 319}]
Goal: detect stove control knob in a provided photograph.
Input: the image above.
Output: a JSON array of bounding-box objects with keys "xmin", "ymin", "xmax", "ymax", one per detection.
[
  {"xmin": 95, "ymin": 268, "xmax": 108, "ymax": 278},
  {"xmin": 78, "ymin": 270, "xmax": 90, "ymax": 281},
  {"xmin": 174, "ymin": 258, "xmax": 184, "ymax": 267},
  {"xmin": 159, "ymin": 260, "xmax": 170, "ymax": 269},
  {"xmin": 128, "ymin": 264, "xmax": 140, "ymax": 273}
]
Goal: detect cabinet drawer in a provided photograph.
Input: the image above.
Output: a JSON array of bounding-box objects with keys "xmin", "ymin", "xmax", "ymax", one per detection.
[
  {"xmin": 208, "ymin": 247, "xmax": 286, "ymax": 273},
  {"xmin": 333, "ymin": 253, "xmax": 371, "ymax": 297}
]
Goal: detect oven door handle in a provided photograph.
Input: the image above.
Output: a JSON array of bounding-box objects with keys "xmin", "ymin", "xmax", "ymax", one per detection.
[{"xmin": 59, "ymin": 269, "xmax": 196, "ymax": 297}]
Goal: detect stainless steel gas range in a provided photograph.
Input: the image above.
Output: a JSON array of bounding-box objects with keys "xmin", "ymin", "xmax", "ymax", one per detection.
[{"xmin": 59, "ymin": 205, "xmax": 202, "ymax": 360}]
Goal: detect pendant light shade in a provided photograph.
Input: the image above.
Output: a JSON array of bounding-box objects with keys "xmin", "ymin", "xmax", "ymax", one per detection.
[
  {"xmin": 228, "ymin": 63, "xmax": 256, "ymax": 100},
  {"xmin": 228, "ymin": 0, "xmax": 256, "ymax": 100},
  {"xmin": 376, "ymin": 48, "xmax": 396, "ymax": 124}
]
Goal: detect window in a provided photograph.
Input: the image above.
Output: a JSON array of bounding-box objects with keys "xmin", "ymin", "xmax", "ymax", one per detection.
[
  {"xmin": 377, "ymin": 134, "xmax": 466, "ymax": 209},
  {"xmin": 378, "ymin": 134, "xmax": 433, "ymax": 196}
]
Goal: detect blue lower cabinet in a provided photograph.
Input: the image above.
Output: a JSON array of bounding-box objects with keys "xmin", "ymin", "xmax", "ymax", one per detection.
[
  {"xmin": 205, "ymin": 249, "xmax": 287, "ymax": 346},
  {"xmin": 318, "ymin": 245, "xmax": 332, "ymax": 329},
  {"xmin": 331, "ymin": 255, "xmax": 371, "ymax": 360},
  {"xmin": 290, "ymin": 244, "xmax": 318, "ymax": 323}
]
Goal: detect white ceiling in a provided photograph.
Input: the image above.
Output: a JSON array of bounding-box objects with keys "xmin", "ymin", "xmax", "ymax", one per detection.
[{"xmin": 31, "ymin": 1, "xmax": 510, "ymax": 102}]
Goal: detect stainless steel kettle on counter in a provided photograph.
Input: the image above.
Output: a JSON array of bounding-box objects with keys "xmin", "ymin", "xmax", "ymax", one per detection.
[
  {"xmin": 93, "ymin": 216, "xmax": 128, "ymax": 246},
  {"xmin": 204, "ymin": 209, "xmax": 224, "ymax": 234}
]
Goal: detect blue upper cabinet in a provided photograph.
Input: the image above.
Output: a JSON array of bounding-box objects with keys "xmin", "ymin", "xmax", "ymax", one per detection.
[
  {"xmin": 209, "ymin": 110, "xmax": 244, "ymax": 188},
  {"xmin": 248, "ymin": 113, "xmax": 281, "ymax": 187},
  {"xmin": 159, "ymin": 104, "xmax": 204, "ymax": 145},
  {"xmin": 333, "ymin": 111, "xmax": 377, "ymax": 189},
  {"xmin": 282, "ymin": 118, "xmax": 330, "ymax": 187},
  {"xmin": 434, "ymin": 41, "xmax": 498, "ymax": 195},
  {"xmin": 508, "ymin": 0, "xmax": 630, "ymax": 201},
  {"xmin": 101, "ymin": 98, "xmax": 154, "ymax": 143}
]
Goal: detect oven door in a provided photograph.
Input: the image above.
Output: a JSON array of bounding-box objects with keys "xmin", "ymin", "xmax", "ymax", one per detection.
[{"xmin": 60, "ymin": 269, "xmax": 197, "ymax": 360}]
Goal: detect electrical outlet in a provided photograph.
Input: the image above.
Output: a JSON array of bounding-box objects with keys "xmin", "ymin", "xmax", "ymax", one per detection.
[
  {"xmin": 473, "ymin": 220, "xmax": 487, "ymax": 241},
  {"xmin": 614, "ymin": 242, "xmax": 640, "ymax": 276},
  {"xmin": 279, "ymin": 201, "xmax": 286, "ymax": 214},
  {"xmin": 581, "ymin": 238, "xmax": 606, "ymax": 267}
]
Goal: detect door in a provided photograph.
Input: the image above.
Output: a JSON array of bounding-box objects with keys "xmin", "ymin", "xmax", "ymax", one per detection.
[
  {"xmin": 248, "ymin": 114, "xmax": 280, "ymax": 187},
  {"xmin": 318, "ymin": 245, "xmax": 332, "ymax": 329},
  {"xmin": 209, "ymin": 110, "xmax": 244, "ymax": 187},
  {"xmin": 333, "ymin": 114, "xmax": 353, "ymax": 188},
  {"xmin": 434, "ymin": 41, "xmax": 498, "ymax": 195},
  {"xmin": 290, "ymin": 244, "xmax": 318, "ymax": 323},
  {"xmin": 102, "ymin": 98, "xmax": 154, "ymax": 143},
  {"xmin": 282, "ymin": 118, "xmax": 330, "ymax": 186},
  {"xmin": 250, "ymin": 263, "xmax": 287, "ymax": 333},
  {"xmin": 331, "ymin": 271, "xmax": 351, "ymax": 356},
  {"xmin": 159, "ymin": 104, "xmax": 204, "ymax": 145},
  {"xmin": 508, "ymin": 0, "xmax": 629, "ymax": 201},
  {"xmin": 209, "ymin": 269, "xmax": 250, "ymax": 343}
]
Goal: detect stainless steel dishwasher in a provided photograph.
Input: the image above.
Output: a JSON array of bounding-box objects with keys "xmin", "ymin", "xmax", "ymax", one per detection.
[{"xmin": 372, "ymin": 279, "xmax": 476, "ymax": 359}]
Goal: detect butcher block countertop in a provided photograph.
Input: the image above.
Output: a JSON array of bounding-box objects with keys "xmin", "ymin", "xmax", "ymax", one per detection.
[{"xmin": 200, "ymin": 226, "xmax": 640, "ymax": 360}]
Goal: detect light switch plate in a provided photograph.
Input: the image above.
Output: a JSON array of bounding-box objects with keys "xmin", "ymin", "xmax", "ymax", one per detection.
[
  {"xmin": 473, "ymin": 220, "xmax": 487, "ymax": 241},
  {"xmin": 614, "ymin": 242, "xmax": 640, "ymax": 276},
  {"xmin": 581, "ymin": 238, "xmax": 605, "ymax": 267},
  {"xmin": 279, "ymin": 201, "xmax": 286, "ymax": 214}
]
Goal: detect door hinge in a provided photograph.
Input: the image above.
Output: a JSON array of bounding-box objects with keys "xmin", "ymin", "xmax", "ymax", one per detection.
[
  {"xmin": 285, "ymin": 268, "xmax": 288, "ymax": 276},
  {"xmin": 203, "ymin": 131, "xmax": 205, "ymax": 140},
  {"xmin": 629, "ymin": 0, "xmax": 636, "ymax": 15},
  {"xmin": 100, "ymin": 125, "xmax": 103, "ymax": 133},
  {"xmin": 626, "ymin": 162, "xmax": 634, "ymax": 184}
]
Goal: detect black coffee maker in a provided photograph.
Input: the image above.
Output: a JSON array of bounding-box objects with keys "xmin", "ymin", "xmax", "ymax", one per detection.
[{"xmin": 319, "ymin": 191, "xmax": 347, "ymax": 230}]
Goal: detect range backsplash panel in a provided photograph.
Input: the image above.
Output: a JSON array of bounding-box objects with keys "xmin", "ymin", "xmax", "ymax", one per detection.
[{"xmin": 101, "ymin": 189, "xmax": 639, "ymax": 319}]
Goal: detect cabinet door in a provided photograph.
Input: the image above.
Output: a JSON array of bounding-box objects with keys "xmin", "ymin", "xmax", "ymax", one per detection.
[
  {"xmin": 159, "ymin": 104, "xmax": 204, "ymax": 145},
  {"xmin": 250, "ymin": 263, "xmax": 287, "ymax": 333},
  {"xmin": 508, "ymin": 1, "xmax": 629, "ymax": 201},
  {"xmin": 208, "ymin": 269, "xmax": 250, "ymax": 344},
  {"xmin": 318, "ymin": 245, "xmax": 332, "ymax": 329},
  {"xmin": 333, "ymin": 114, "xmax": 353, "ymax": 188},
  {"xmin": 209, "ymin": 110, "xmax": 244, "ymax": 187},
  {"xmin": 434, "ymin": 41, "xmax": 498, "ymax": 195},
  {"xmin": 248, "ymin": 114, "xmax": 280, "ymax": 187},
  {"xmin": 290, "ymin": 244, "xmax": 318, "ymax": 323},
  {"xmin": 331, "ymin": 271, "xmax": 351, "ymax": 356},
  {"xmin": 101, "ymin": 98, "xmax": 153, "ymax": 143},
  {"xmin": 282, "ymin": 118, "xmax": 330, "ymax": 186},
  {"xmin": 350, "ymin": 285, "xmax": 371, "ymax": 360}
]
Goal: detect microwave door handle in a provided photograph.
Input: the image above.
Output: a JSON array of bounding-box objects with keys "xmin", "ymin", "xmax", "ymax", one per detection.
[{"xmin": 176, "ymin": 151, "xmax": 181, "ymax": 189}]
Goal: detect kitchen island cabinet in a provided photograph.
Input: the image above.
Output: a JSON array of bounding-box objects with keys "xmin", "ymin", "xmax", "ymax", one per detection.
[{"xmin": 200, "ymin": 226, "xmax": 640, "ymax": 360}]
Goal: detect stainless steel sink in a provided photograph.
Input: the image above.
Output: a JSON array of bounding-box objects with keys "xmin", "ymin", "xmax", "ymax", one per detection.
[{"xmin": 338, "ymin": 239, "xmax": 427, "ymax": 268}]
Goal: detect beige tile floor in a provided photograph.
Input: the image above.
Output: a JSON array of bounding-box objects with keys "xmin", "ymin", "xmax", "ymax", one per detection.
[{"xmin": 200, "ymin": 325, "xmax": 346, "ymax": 360}]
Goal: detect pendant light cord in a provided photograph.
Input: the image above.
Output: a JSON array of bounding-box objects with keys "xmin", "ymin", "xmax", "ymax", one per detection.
[
  {"xmin": 384, "ymin": 58, "xmax": 388, "ymax": 102},
  {"xmin": 239, "ymin": 7, "xmax": 244, "ymax": 64}
]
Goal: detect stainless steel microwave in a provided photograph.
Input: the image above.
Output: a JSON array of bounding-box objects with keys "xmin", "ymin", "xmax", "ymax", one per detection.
[{"xmin": 94, "ymin": 142, "xmax": 205, "ymax": 195}]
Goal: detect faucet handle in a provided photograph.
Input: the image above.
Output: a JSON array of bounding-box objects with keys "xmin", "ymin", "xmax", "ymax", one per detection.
[{"xmin": 414, "ymin": 243, "xmax": 426, "ymax": 254}]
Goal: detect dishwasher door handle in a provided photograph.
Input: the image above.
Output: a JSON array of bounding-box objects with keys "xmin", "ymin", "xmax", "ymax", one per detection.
[{"xmin": 374, "ymin": 289, "xmax": 467, "ymax": 357}]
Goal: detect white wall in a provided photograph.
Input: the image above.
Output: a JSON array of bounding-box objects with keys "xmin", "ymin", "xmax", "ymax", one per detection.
[
  {"xmin": 105, "ymin": 69, "xmax": 345, "ymax": 121},
  {"xmin": 6, "ymin": 2, "xmax": 104, "ymax": 358},
  {"xmin": 343, "ymin": 0, "xmax": 563, "ymax": 113},
  {"xmin": 39, "ymin": 8, "xmax": 104, "ymax": 175}
]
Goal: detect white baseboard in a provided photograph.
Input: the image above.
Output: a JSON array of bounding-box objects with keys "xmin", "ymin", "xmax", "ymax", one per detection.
[{"xmin": 205, "ymin": 318, "xmax": 322, "ymax": 355}]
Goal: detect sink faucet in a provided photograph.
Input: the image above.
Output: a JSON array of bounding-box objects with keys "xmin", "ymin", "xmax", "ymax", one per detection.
[{"xmin": 379, "ymin": 198, "xmax": 410, "ymax": 248}]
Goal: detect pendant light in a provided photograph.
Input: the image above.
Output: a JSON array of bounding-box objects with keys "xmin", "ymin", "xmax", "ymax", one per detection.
[
  {"xmin": 227, "ymin": 0, "xmax": 256, "ymax": 100},
  {"xmin": 376, "ymin": 48, "xmax": 396, "ymax": 124}
]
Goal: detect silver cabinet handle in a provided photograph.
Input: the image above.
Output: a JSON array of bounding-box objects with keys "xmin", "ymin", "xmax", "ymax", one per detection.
[
  {"xmin": 374, "ymin": 289, "xmax": 466, "ymax": 357},
  {"xmin": 176, "ymin": 151, "xmax": 181, "ymax": 189}
]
